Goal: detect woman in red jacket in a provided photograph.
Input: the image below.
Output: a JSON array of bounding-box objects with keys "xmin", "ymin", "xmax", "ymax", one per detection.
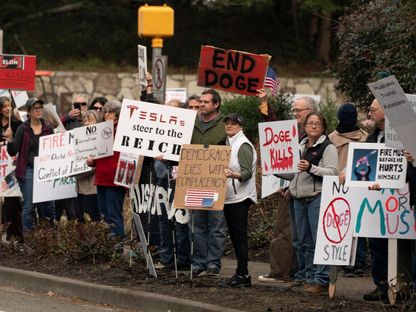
[{"xmin": 87, "ymin": 101, "xmax": 125, "ymax": 240}]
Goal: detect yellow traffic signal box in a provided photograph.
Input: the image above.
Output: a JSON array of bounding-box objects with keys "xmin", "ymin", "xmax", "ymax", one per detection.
[{"xmin": 138, "ymin": 4, "xmax": 174, "ymax": 38}]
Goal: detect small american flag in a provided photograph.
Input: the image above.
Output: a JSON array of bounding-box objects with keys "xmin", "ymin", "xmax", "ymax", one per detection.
[
  {"xmin": 264, "ymin": 66, "xmax": 280, "ymax": 96},
  {"xmin": 185, "ymin": 189, "xmax": 216, "ymax": 208}
]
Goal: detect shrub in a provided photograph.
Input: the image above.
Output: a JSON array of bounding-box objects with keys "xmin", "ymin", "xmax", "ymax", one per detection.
[{"xmin": 318, "ymin": 88, "xmax": 338, "ymax": 134}]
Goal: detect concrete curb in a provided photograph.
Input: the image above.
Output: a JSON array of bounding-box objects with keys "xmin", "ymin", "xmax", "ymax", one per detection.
[{"xmin": 0, "ymin": 266, "xmax": 241, "ymax": 312}]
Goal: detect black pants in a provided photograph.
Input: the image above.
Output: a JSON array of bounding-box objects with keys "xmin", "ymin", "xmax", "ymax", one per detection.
[
  {"xmin": 2, "ymin": 197, "xmax": 23, "ymax": 240},
  {"xmin": 369, "ymin": 238, "xmax": 388, "ymax": 292},
  {"xmin": 224, "ymin": 198, "xmax": 252, "ymax": 276}
]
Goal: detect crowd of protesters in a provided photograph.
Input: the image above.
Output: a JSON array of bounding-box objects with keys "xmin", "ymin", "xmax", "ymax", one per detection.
[{"xmin": 0, "ymin": 72, "xmax": 415, "ymax": 303}]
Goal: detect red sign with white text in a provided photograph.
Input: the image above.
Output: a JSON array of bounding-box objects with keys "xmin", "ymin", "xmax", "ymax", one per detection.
[
  {"xmin": 0, "ymin": 54, "xmax": 36, "ymax": 91},
  {"xmin": 197, "ymin": 46, "xmax": 270, "ymax": 96}
]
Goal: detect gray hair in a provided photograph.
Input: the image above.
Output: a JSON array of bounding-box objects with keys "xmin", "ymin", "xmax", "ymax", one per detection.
[
  {"xmin": 0, "ymin": 96, "xmax": 11, "ymax": 106},
  {"xmin": 103, "ymin": 100, "xmax": 122, "ymax": 119},
  {"xmin": 295, "ymin": 96, "xmax": 318, "ymax": 112},
  {"xmin": 82, "ymin": 109, "xmax": 101, "ymax": 124}
]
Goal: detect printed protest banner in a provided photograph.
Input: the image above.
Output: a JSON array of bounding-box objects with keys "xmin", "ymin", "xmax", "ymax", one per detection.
[
  {"xmin": 0, "ymin": 146, "xmax": 21, "ymax": 197},
  {"xmin": 197, "ymin": 46, "xmax": 270, "ymax": 96},
  {"xmin": 314, "ymin": 176, "xmax": 354, "ymax": 265},
  {"xmin": 173, "ymin": 144, "xmax": 231, "ymax": 211},
  {"xmin": 261, "ymin": 174, "xmax": 289, "ymax": 199},
  {"xmin": 368, "ymin": 76, "xmax": 416, "ymax": 159},
  {"xmin": 10, "ymin": 90, "xmax": 29, "ymax": 109},
  {"xmin": 73, "ymin": 120, "xmax": 114, "ymax": 161},
  {"xmin": 385, "ymin": 94, "xmax": 416, "ymax": 149},
  {"xmin": 0, "ymin": 54, "xmax": 36, "ymax": 91},
  {"xmin": 114, "ymin": 152, "xmax": 140, "ymax": 188},
  {"xmin": 258, "ymin": 120, "xmax": 300, "ymax": 175},
  {"xmin": 345, "ymin": 142, "xmax": 406, "ymax": 189},
  {"xmin": 165, "ymin": 88, "xmax": 187, "ymax": 104},
  {"xmin": 33, "ymin": 157, "xmax": 77, "ymax": 203},
  {"xmin": 113, "ymin": 99, "xmax": 196, "ymax": 161},
  {"xmin": 137, "ymin": 45, "xmax": 147, "ymax": 86}
]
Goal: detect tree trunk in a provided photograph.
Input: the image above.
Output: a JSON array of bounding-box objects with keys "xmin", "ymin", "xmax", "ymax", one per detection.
[{"xmin": 317, "ymin": 11, "xmax": 332, "ymax": 64}]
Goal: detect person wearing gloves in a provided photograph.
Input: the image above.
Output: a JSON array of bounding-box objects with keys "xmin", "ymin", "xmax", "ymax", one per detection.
[{"xmin": 223, "ymin": 113, "xmax": 257, "ymax": 287}]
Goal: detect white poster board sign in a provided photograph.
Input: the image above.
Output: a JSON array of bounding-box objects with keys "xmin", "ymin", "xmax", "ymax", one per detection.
[
  {"xmin": 258, "ymin": 120, "xmax": 300, "ymax": 175},
  {"xmin": 114, "ymin": 152, "xmax": 139, "ymax": 188},
  {"xmin": 314, "ymin": 176, "xmax": 354, "ymax": 265},
  {"xmin": 113, "ymin": 99, "xmax": 196, "ymax": 161},
  {"xmin": 165, "ymin": 88, "xmax": 187, "ymax": 104},
  {"xmin": 368, "ymin": 76, "xmax": 416, "ymax": 159},
  {"xmin": 261, "ymin": 174, "xmax": 289, "ymax": 199},
  {"xmin": 32, "ymin": 157, "xmax": 77, "ymax": 203},
  {"xmin": 10, "ymin": 90, "xmax": 29, "ymax": 109},
  {"xmin": 0, "ymin": 146, "xmax": 21, "ymax": 197},
  {"xmin": 0, "ymin": 89, "xmax": 10, "ymax": 98},
  {"xmin": 345, "ymin": 142, "xmax": 406, "ymax": 189},
  {"xmin": 137, "ymin": 45, "xmax": 147, "ymax": 86},
  {"xmin": 385, "ymin": 94, "xmax": 416, "ymax": 149}
]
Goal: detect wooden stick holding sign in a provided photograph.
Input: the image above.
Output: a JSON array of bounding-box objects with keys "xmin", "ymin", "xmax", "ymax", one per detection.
[
  {"xmin": 173, "ymin": 144, "xmax": 231, "ymax": 211},
  {"xmin": 197, "ymin": 46, "xmax": 270, "ymax": 96}
]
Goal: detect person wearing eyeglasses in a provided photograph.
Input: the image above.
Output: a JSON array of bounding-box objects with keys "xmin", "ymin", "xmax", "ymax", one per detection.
[
  {"xmin": 60, "ymin": 94, "xmax": 89, "ymax": 130},
  {"xmin": 5, "ymin": 98, "xmax": 55, "ymax": 232},
  {"xmin": 277, "ymin": 112, "xmax": 338, "ymax": 294}
]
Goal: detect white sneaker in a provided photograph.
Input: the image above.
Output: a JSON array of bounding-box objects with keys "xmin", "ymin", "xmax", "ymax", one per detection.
[{"xmin": 257, "ymin": 274, "xmax": 286, "ymax": 283}]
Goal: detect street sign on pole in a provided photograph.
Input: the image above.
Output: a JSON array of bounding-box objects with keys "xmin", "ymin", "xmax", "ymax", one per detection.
[{"xmin": 152, "ymin": 55, "xmax": 167, "ymax": 104}]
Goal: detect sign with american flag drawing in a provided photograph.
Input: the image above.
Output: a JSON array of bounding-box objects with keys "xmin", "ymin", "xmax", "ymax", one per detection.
[{"xmin": 173, "ymin": 144, "xmax": 231, "ymax": 211}]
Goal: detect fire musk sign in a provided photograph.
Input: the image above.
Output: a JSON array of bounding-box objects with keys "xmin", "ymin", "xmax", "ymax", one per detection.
[
  {"xmin": 0, "ymin": 54, "xmax": 36, "ymax": 91},
  {"xmin": 197, "ymin": 46, "xmax": 270, "ymax": 96}
]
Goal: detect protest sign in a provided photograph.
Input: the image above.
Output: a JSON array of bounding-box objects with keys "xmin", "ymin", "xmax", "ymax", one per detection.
[
  {"xmin": 0, "ymin": 54, "xmax": 36, "ymax": 91},
  {"xmin": 0, "ymin": 146, "xmax": 21, "ymax": 197},
  {"xmin": 197, "ymin": 46, "xmax": 270, "ymax": 96},
  {"xmin": 73, "ymin": 120, "xmax": 114, "ymax": 161},
  {"xmin": 114, "ymin": 152, "xmax": 140, "ymax": 188},
  {"xmin": 0, "ymin": 89, "xmax": 10, "ymax": 98},
  {"xmin": 261, "ymin": 174, "xmax": 289, "ymax": 199},
  {"xmin": 113, "ymin": 99, "xmax": 196, "ymax": 161},
  {"xmin": 368, "ymin": 76, "xmax": 416, "ymax": 158},
  {"xmin": 130, "ymin": 156, "xmax": 190, "ymax": 225},
  {"xmin": 385, "ymin": 94, "xmax": 416, "ymax": 149},
  {"xmin": 258, "ymin": 120, "xmax": 300, "ymax": 175},
  {"xmin": 314, "ymin": 176, "xmax": 354, "ymax": 265},
  {"xmin": 291, "ymin": 93, "xmax": 321, "ymax": 104},
  {"xmin": 43, "ymin": 103, "xmax": 65, "ymax": 132},
  {"xmin": 137, "ymin": 45, "xmax": 147, "ymax": 86},
  {"xmin": 165, "ymin": 88, "xmax": 187, "ymax": 104},
  {"xmin": 33, "ymin": 157, "xmax": 77, "ymax": 203},
  {"xmin": 10, "ymin": 90, "xmax": 28, "ymax": 109},
  {"xmin": 152, "ymin": 55, "xmax": 167, "ymax": 105},
  {"xmin": 345, "ymin": 142, "xmax": 406, "ymax": 189},
  {"xmin": 173, "ymin": 144, "xmax": 231, "ymax": 211}
]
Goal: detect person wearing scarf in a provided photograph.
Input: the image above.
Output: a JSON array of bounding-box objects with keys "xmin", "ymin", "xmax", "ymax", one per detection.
[{"xmin": 6, "ymin": 98, "xmax": 55, "ymax": 232}]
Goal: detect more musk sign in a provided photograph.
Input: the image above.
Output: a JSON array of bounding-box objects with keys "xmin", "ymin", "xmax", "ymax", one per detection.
[{"xmin": 197, "ymin": 46, "xmax": 270, "ymax": 96}]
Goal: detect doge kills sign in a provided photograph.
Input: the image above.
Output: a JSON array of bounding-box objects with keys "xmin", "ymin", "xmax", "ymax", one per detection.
[
  {"xmin": 197, "ymin": 46, "xmax": 270, "ymax": 96},
  {"xmin": 173, "ymin": 144, "xmax": 231, "ymax": 211}
]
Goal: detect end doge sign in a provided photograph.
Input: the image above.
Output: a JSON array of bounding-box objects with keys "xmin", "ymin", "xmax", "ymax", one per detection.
[{"xmin": 197, "ymin": 46, "xmax": 270, "ymax": 96}]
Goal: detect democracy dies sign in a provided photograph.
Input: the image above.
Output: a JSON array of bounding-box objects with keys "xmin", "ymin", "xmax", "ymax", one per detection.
[
  {"xmin": 345, "ymin": 142, "xmax": 406, "ymax": 189},
  {"xmin": 197, "ymin": 46, "xmax": 270, "ymax": 96},
  {"xmin": 173, "ymin": 144, "xmax": 231, "ymax": 211},
  {"xmin": 0, "ymin": 54, "xmax": 36, "ymax": 91},
  {"xmin": 113, "ymin": 99, "xmax": 196, "ymax": 162},
  {"xmin": 258, "ymin": 120, "xmax": 300, "ymax": 175}
]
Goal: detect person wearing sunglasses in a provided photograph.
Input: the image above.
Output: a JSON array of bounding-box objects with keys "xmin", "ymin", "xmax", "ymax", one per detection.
[
  {"xmin": 60, "ymin": 94, "xmax": 89, "ymax": 130},
  {"xmin": 89, "ymin": 96, "xmax": 108, "ymax": 119}
]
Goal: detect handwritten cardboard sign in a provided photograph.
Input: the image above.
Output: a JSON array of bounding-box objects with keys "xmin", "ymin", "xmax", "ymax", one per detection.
[
  {"xmin": 258, "ymin": 120, "xmax": 300, "ymax": 175},
  {"xmin": 368, "ymin": 75, "xmax": 416, "ymax": 159},
  {"xmin": 0, "ymin": 54, "xmax": 36, "ymax": 91},
  {"xmin": 0, "ymin": 146, "xmax": 21, "ymax": 197},
  {"xmin": 197, "ymin": 46, "xmax": 270, "ymax": 96},
  {"xmin": 345, "ymin": 142, "xmax": 407, "ymax": 189},
  {"xmin": 113, "ymin": 99, "xmax": 196, "ymax": 161},
  {"xmin": 33, "ymin": 157, "xmax": 77, "ymax": 203},
  {"xmin": 173, "ymin": 144, "xmax": 231, "ymax": 211}
]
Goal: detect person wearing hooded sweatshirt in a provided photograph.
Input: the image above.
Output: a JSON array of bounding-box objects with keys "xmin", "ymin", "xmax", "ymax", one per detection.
[{"xmin": 329, "ymin": 103, "xmax": 368, "ymax": 277}]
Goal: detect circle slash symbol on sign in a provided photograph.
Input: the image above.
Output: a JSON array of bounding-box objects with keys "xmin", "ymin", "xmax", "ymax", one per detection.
[
  {"xmin": 322, "ymin": 197, "xmax": 351, "ymax": 244},
  {"xmin": 154, "ymin": 59, "xmax": 164, "ymax": 89},
  {"xmin": 101, "ymin": 127, "xmax": 112, "ymax": 139}
]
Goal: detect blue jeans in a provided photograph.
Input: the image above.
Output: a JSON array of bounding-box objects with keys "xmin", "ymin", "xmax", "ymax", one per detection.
[
  {"xmin": 158, "ymin": 204, "xmax": 190, "ymax": 266},
  {"xmin": 190, "ymin": 209, "xmax": 226, "ymax": 271},
  {"xmin": 97, "ymin": 186, "xmax": 126, "ymax": 238},
  {"xmin": 293, "ymin": 196, "xmax": 329, "ymax": 286},
  {"xmin": 19, "ymin": 167, "xmax": 55, "ymax": 232},
  {"xmin": 289, "ymin": 199, "xmax": 305, "ymax": 281}
]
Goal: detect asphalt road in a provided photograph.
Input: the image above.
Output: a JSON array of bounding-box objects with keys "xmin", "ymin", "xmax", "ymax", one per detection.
[{"xmin": 0, "ymin": 285, "xmax": 139, "ymax": 312}]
